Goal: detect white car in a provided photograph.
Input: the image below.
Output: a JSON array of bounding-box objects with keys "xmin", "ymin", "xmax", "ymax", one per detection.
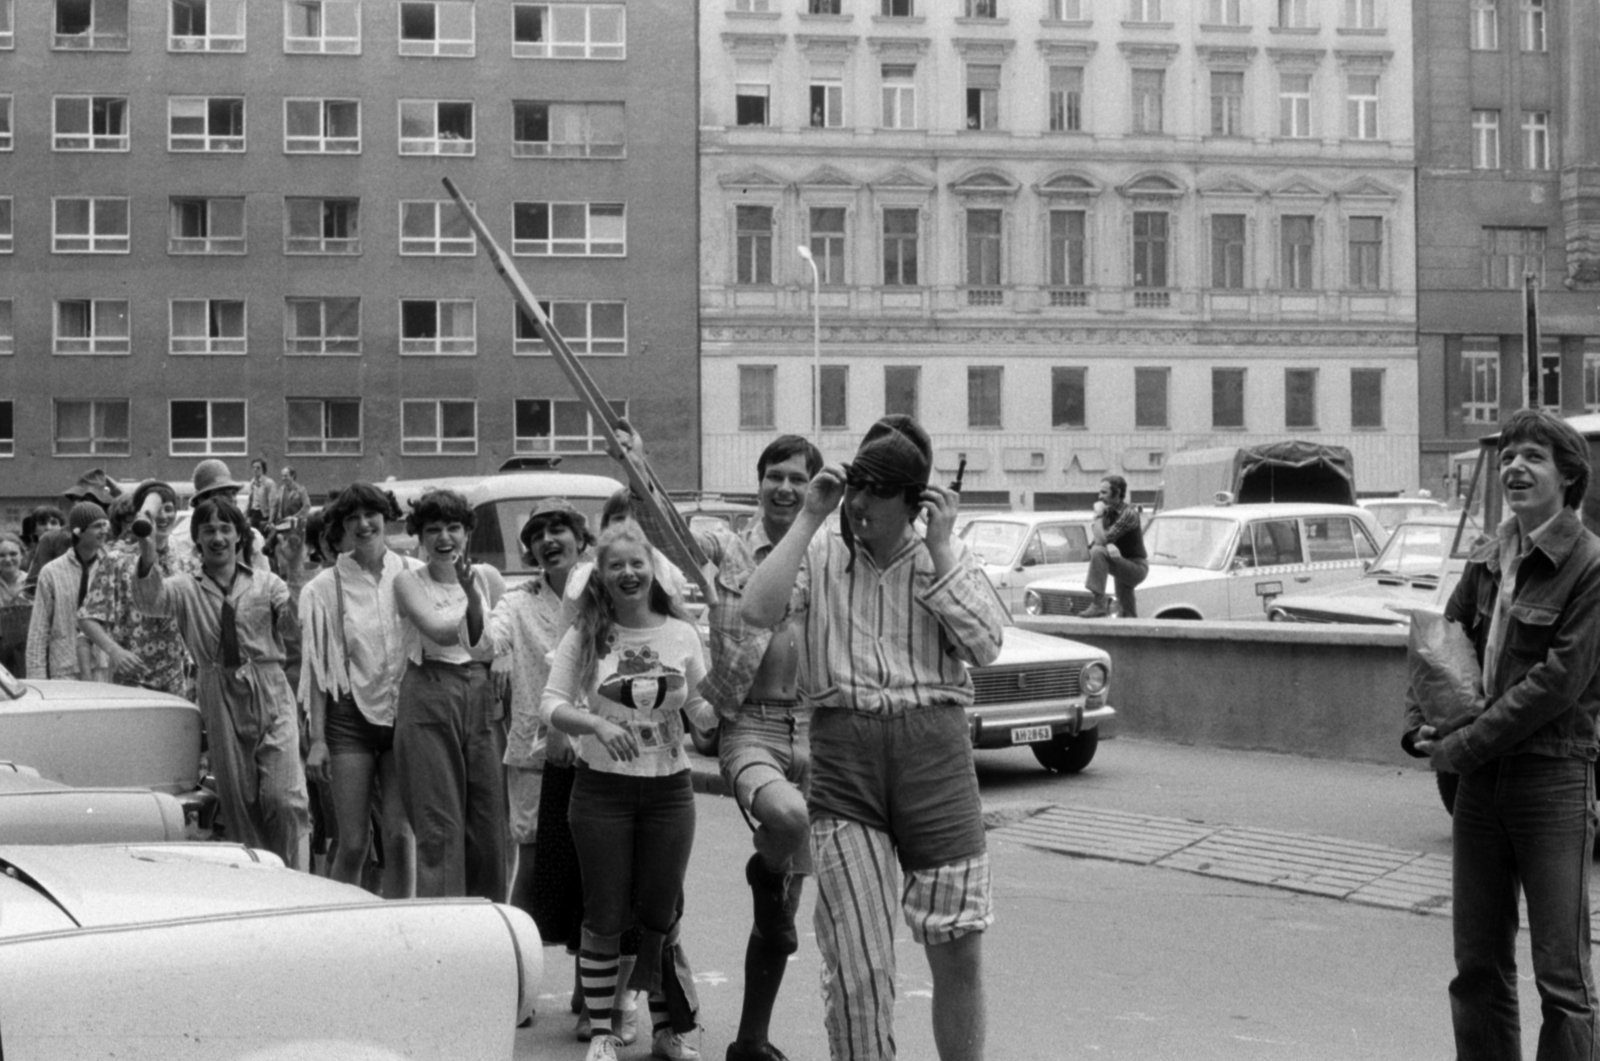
[
  {"xmin": 958, "ymin": 511, "xmax": 1098, "ymax": 613},
  {"xmin": 1358, "ymin": 496, "xmax": 1449, "ymax": 542},
  {"xmin": 1022, "ymin": 502, "xmax": 1383, "ymax": 621}
]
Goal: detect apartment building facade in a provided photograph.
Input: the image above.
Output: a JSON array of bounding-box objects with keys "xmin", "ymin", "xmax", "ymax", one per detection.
[
  {"xmin": 1415, "ymin": 0, "xmax": 1600, "ymax": 491},
  {"xmin": 701, "ymin": 0, "xmax": 1419, "ymax": 507},
  {"xmin": 0, "ymin": 0, "xmax": 699, "ymax": 510}
]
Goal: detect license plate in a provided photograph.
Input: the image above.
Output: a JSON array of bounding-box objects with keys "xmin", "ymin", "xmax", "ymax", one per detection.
[{"xmin": 1010, "ymin": 725, "xmax": 1053, "ymax": 745}]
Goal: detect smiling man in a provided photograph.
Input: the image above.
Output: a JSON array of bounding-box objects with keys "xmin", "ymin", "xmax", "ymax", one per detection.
[
  {"xmin": 1411, "ymin": 408, "xmax": 1600, "ymax": 1058},
  {"xmin": 741, "ymin": 415, "xmax": 1005, "ymax": 1061}
]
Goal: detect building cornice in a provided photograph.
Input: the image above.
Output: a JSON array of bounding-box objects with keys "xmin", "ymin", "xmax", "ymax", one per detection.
[
  {"xmin": 1116, "ymin": 41, "xmax": 1180, "ymax": 65},
  {"xmin": 1035, "ymin": 38, "xmax": 1097, "ymax": 61},
  {"xmin": 699, "ymin": 323, "xmax": 1418, "ymax": 348}
]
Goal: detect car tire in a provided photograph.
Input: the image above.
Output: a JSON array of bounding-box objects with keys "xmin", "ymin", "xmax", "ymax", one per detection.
[
  {"xmin": 1030, "ymin": 728, "xmax": 1098, "ymax": 774},
  {"xmin": 1436, "ymin": 770, "xmax": 1458, "ymax": 815},
  {"xmin": 685, "ymin": 712, "xmax": 720, "ymax": 757}
]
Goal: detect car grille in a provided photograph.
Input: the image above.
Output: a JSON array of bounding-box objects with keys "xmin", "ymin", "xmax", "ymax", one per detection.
[
  {"xmin": 1031, "ymin": 590, "xmax": 1095, "ymax": 616},
  {"xmin": 971, "ymin": 664, "xmax": 1083, "ymax": 705}
]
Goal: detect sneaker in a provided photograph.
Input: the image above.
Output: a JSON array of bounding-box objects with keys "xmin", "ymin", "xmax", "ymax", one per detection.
[
  {"xmin": 726, "ymin": 1040, "xmax": 790, "ymax": 1061},
  {"xmin": 653, "ymin": 1029, "xmax": 701, "ymax": 1060},
  {"xmin": 575, "ymin": 1012, "xmax": 592, "ymax": 1042},
  {"xmin": 613, "ymin": 1005, "xmax": 638, "ymax": 1047},
  {"xmin": 586, "ymin": 1035, "xmax": 623, "ymax": 1061}
]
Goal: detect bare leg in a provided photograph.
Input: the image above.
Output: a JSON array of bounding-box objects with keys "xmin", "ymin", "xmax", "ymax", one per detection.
[
  {"xmin": 328, "ymin": 750, "xmax": 377, "ymax": 888},
  {"xmin": 926, "ymin": 932, "xmax": 985, "ymax": 1061}
]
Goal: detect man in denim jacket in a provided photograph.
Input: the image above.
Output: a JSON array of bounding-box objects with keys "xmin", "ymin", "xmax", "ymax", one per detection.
[{"xmin": 1412, "ymin": 408, "xmax": 1600, "ymax": 1059}]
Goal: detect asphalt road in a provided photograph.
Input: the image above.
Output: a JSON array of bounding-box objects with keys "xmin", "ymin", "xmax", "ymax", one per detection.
[{"xmin": 514, "ymin": 738, "xmax": 1546, "ymax": 1061}]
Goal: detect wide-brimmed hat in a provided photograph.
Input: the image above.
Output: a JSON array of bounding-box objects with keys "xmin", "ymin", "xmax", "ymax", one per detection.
[
  {"xmin": 61, "ymin": 468, "xmax": 123, "ymax": 506},
  {"xmin": 192, "ymin": 459, "xmax": 244, "ymax": 501}
]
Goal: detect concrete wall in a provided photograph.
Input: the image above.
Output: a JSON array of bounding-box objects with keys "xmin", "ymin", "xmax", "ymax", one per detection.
[{"xmin": 1017, "ymin": 617, "xmax": 1412, "ymax": 767}]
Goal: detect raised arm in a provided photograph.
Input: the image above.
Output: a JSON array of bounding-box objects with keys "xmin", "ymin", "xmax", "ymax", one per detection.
[{"xmin": 742, "ymin": 464, "xmax": 844, "ymax": 629}]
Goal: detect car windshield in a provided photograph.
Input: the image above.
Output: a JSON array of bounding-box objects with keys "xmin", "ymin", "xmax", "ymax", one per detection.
[
  {"xmin": 0, "ymin": 662, "xmax": 21, "ymax": 700},
  {"xmin": 961, "ymin": 521, "xmax": 1027, "ymax": 566},
  {"xmin": 1369, "ymin": 518, "xmax": 1482, "ymax": 576},
  {"xmin": 1142, "ymin": 515, "xmax": 1238, "ymax": 570},
  {"xmin": 976, "ymin": 569, "xmax": 1016, "ymax": 627},
  {"xmin": 1368, "ymin": 501, "xmax": 1446, "ymax": 531}
]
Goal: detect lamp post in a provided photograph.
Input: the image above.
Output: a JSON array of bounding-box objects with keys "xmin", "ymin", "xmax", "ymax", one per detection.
[{"xmin": 797, "ymin": 245, "xmax": 821, "ymax": 445}]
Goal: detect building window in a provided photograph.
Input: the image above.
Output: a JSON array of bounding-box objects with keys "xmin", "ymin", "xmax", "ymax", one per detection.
[
  {"xmin": 1279, "ymin": 72, "xmax": 1312, "ymax": 137},
  {"xmin": 399, "ymin": 299, "xmax": 476, "ymax": 355},
  {"xmin": 512, "ymin": 202, "xmax": 625, "ymax": 256},
  {"xmin": 1211, "ymin": 214, "xmax": 1246, "ymax": 289},
  {"xmin": 286, "ymin": 398, "xmax": 361, "ymax": 455},
  {"xmin": 1285, "ymin": 368, "xmax": 1317, "ymax": 428},
  {"xmin": 966, "ymin": 209, "xmax": 1003, "ymax": 287},
  {"xmin": 398, "ymin": 0, "xmax": 473, "ymax": 56},
  {"xmin": 1472, "ymin": 110, "xmax": 1501, "ymax": 169},
  {"xmin": 1213, "ymin": 368, "xmax": 1246, "ymax": 429},
  {"xmin": 1483, "ymin": 227, "xmax": 1545, "ymax": 288},
  {"xmin": 965, "ymin": 65, "xmax": 1000, "ymax": 130},
  {"xmin": 1051, "ymin": 0, "xmax": 1085, "ymax": 16},
  {"xmin": 53, "ymin": 197, "xmax": 130, "ymax": 254},
  {"xmin": 515, "ymin": 301, "xmax": 626, "ymax": 356},
  {"xmin": 1521, "ymin": 0, "xmax": 1545, "ymax": 51},
  {"xmin": 1462, "ymin": 339, "xmax": 1500, "ymax": 423},
  {"xmin": 1134, "ymin": 367, "xmax": 1168, "ymax": 429},
  {"xmin": 0, "ymin": 2, "xmax": 12, "ymax": 50},
  {"xmin": 402, "ymin": 399, "xmax": 476, "ymax": 455},
  {"xmin": 55, "ymin": 299, "xmax": 129, "ymax": 354},
  {"xmin": 1210, "ymin": 71, "xmax": 1243, "ymax": 137},
  {"xmin": 881, "ymin": 64, "xmax": 917, "ymax": 129},
  {"xmin": 732, "ymin": 0, "xmax": 772, "ymax": 10},
  {"xmin": 1351, "ymin": 368, "xmax": 1383, "ymax": 428},
  {"xmin": 1133, "ymin": 211, "xmax": 1169, "ymax": 289},
  {"xmin": 285, "ymin": 297, "xmax": 360, "ymax": 354},
  {"xmin": 1207, "ymin": 0, "xmax": 1241, "ymax": 23},
  {"xmin": 882, "ymin": 209, "xmax": 919, "ymax": 286},
  {"xmin": 53, "ymin": 95, "xmax": 129, "ymax": 151},
  {"xmin": 1278, "ymin": 0, "xmax": 1309, "ymax": 27},
  {"xmin": 1050, "ymin": 66, "xmax": 1083, "ymax": 132},
  {"xmin": 809, "ymin": 0, "xmax": 842, "ymax": 12},
  {"xmin": 1132, "ymin": 69, "xmax": 1164, "ymax": 134},
  {"xmin": 1345, "ymin": 0, "xmax": 1376, "ymax": 29},
  {"xmin": 514, "ymin": 398, "xmax": 626, "ymax": 454},
  {"xmin": 0, "ymin": 198, "xmax": 11, "ymax": 254},
  {"xmin": 170, "ymin": 0, "xmax": 244, "ymax": 52},
  {"xmin": 0, "ymin": 300, "xmax": 12, "ymax": 355},
  {"xmin": 736, "ymin": 65, "xmax": 771, "ymax": 127},
  {"xmin": 1523, "ymin": 111, "xmax": 1550, "ymax": 170},
  {"xmin": 1584, "ymin": 345, "xmax": 1600, "ymax": 413},
  {"xmin": 740, "ymin": 365, "xmax": 776, "ymax": 429},
  {"xmin": 881, "ymin": 0, "xmax": 914, "ymax": 15},
  {"xmin": 1130, "ymin": 0, "xmax": 1162, "ymax": 21},
  {"xmin": 810, "ymin": 78, "xmax": 843, "ymax": 128},
  {"xmin": 0, "ymin": 96, "xmax": 9, "ymax": 151},
  {"xmin": 817, "ymin": 366, "xmax": 848, "ymax": 429},
  {"xmin": 169, "ymin": 96, "xmax": 244, "ymax": 152},
  {"xmin": 0, "ymin": 401, "xmax": 10, "ymax": 458},
  {"xmin": 513, "ymin": 3, "xmax": 625, "ymax": 60},
  {"xmin": 285, "ymin": 197, "xmax": 360, "ymax": 255},
  {"xmin": 1049, "ymin": 209, "xmax": 1087, "ymax": 289},
  {"xmin": 968, "ymin": 367, "xmax": 1002, "ymax": 428},
  {"xmin": 399, "ymin": 100, "xmax": 474, "ymax": 155},
  {"xmin": 963, "ymin": 0, "xmax": 997, "ymax": 16},
  {"xmin": 513, "ymin": 101, "xmax": 625, "ymax": 158},
  {"xmin": 1052, "ymin": 366, "xmax": 1086, "ymax": 428},
  {"xmin": 54, "ymin": 0, "xmax": 130, "ymax": 51},
  {"xmin": 170, "ymin": 399, "xmax": 246, "ymax": 456},
  {"xmin": 1471, "ymin": 0, "xmax": 1498, "ymax": 48},
  {"xmin": 736, "ymin": 206, "xmax": 774, "ymax": 285},
  {"xmin": 400, "ymin": 201, "xmax": 476, "ymax": 256},
  {"xmin": 885, "ymin": 365, "xmax": 919, "ymax": 418},
  {"xmin": 1281, "ymin": 215, "xmax": 1315, "ymax": 289},
  {"xmin": 284, "ymin": 98, "xmax": 359, "ymax": 153},
  {"xmin": 55, "ymin": 399, "xmax": 130, "ymax": 455},
  {"xmin": 1347, "ymin": 216, "xmax": 1382, "ymax": 290},
  {"xmin": 170, "ymin": 298, "xmax": 246, "ymax": 355},
  {"xmin": 808, "ymin": 208, "xmax": 847, "ymax": 285},
  {"xmin": 1346, "ymin": 74, "xmax": 1379, "ymax": 140},
  {"xmin": 284, "ymin": 0, "xmax": 360, "ymax": 53}
]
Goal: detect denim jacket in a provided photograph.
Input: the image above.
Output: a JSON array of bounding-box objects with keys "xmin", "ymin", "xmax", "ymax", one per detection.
[{"xmin": 1430, "ymin": 507, "xmax": 1600, "ymax": 774}]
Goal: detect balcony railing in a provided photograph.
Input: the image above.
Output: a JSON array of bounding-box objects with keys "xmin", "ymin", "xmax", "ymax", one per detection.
[
  {"xmin": 1133, "ymin": 289, "xmax": 1171, "ymax": 309},
  {"xmin": 1048, "ymin": 288, "xmax": 1089, "ymax": 308}
]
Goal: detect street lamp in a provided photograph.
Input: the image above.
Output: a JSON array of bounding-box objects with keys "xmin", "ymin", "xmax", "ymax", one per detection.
[{"xmin": 797, "ymin": 244, "xmax": 821, "ymax": 446}]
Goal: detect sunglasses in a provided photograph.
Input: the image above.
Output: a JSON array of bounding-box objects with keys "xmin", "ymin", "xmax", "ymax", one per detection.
[{"xmin": 843, "ymin": 468, "xmax": 914, "ymax": 500}]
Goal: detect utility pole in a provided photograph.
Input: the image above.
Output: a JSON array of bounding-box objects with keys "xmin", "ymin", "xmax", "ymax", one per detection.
[{"xmin": 1524, "ymin": 270, "xmax": 1541, "ymax": 409}]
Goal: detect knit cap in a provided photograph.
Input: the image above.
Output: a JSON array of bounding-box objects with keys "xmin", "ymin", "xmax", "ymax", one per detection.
[
  {"xmin": 68, "ymin": 500, "xmax": 107, "ymax": 535},
  {"xmin": 849, "ymin": 414, "xmax": 932, "ymax": 489}
]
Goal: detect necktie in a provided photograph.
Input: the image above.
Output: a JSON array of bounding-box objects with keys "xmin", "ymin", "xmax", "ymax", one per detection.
[{"xmin": 219, "ymin": 594, "xmax": 242, "ymax": 669}]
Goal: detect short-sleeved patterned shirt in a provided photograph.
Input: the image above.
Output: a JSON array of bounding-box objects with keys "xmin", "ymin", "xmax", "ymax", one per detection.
[{"xmin": 80, "ymin": 542, "xmax": 191, "ymax": 698}]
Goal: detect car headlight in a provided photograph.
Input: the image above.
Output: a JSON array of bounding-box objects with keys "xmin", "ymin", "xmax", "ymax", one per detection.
[
  {"xmin": 1081, "ymin": 662, "xmax": 1108, "ymax": 696},
  {"xmin": 1023, "ymin": 589, "xmax": 1041, "ymax": 616}
]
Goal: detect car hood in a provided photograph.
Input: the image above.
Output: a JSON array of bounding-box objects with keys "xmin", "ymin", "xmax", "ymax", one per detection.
[
  {"xmin": 993, "ymin": 625, "xmax": 1108, "ymax": 667},
  {"xmin": 0, "ymin": 844, "xmax": 373, "ymax": 938},
  {"xmin": 1032, "ymin": 563, "xmax": 1225, "ymax": 594},
  {"xmin": 9, "ymin": 679, "xmax": 196, "ymax": 710},
  {"xmin": 1270, "ymin": 577, "xmax": 1447, "ymax": 624}
]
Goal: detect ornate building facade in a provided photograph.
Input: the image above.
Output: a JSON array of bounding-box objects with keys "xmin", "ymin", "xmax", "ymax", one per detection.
[{"xmin": 701, "ymin": 0, "xmax": 1418, "ymax": 507}]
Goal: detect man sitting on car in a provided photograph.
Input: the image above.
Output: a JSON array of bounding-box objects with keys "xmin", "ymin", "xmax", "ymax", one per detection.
[{"xmin": 1082, "ymin": 474, "xmax": 1148, "ymax": 619}]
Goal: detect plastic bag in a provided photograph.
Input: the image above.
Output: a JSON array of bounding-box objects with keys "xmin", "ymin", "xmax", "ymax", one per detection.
[{"xmin": 1408, "ymin": 609, "xmax": 1485, "ymax": 732}]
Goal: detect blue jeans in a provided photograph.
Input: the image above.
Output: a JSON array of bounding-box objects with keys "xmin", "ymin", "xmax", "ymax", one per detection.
[{"xmin": 1451, "ymin": 754, "xmax": 1598, "ymax": 1061}]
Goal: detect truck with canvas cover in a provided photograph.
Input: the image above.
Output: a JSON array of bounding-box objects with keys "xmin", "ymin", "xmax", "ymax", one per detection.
[{"xmin": 1159, "ymin": 441, "xmax": 1357, "ymax": 511}]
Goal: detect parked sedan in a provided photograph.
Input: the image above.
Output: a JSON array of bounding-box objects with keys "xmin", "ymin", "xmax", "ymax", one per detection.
[
  {"xmin": 0, "ymin": 843, "xmax": 542, "ymax": 1060},
  {"xmin": 959, "ymin": 511, "xmax": 1097, "ymax": 613},
  {"xmin": 1022, "ymin": 502, "xmax": 1383, "ymax": 621},
  {"xmin": 1265, "ymin": 514, "xmax": 1484, "ymax": 625}
]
